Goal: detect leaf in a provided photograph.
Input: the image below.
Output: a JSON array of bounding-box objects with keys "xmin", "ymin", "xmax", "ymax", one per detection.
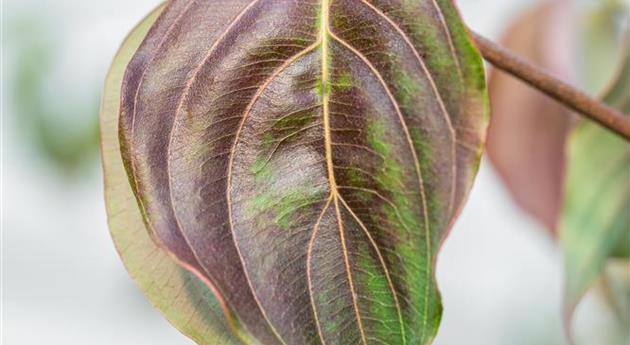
[
  {"xmin": 100, "ymin": 4, "xmax": 244, "ymax": 344},
  {"xmin": 487, "ymin": 0, "xmax": 628, "ymax": 232},
  {"xmin": 561, "ymin": 45, "xmax": 630, "ymax": 341},
  {"xmin": 486, "ymin": 0, "xmax": 575, "ymax": 231},
  {"xmin": 602, "ymin": 260, "xmax": 630, "ymax": 328},
  {"xmin": 9, "ymin": 13, "xmax": 100, "ymax": 174},
  {"xmin": 117, "ymin": 1, "xmax": 488, "ymax": 344},
  {"xmin": 576, "ymin": 0, "xmax": 630, "ymax": 94}
]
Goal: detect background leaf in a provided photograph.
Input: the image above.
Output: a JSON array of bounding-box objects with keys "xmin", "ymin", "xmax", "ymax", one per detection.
[
  {"xmin": 486, "ymin": 0, "xmax": 576, "ymax": 231},
  {"xmin": 8, "ymin": 13, "xmax": 100, "ymax": 175},
  {"xmin": 602, "ymin": 260, "xmax": 630, "ymax": 329},
  {"xmin": 561, "ymin": 45, "xmax": 630, "ymax": 343},
  {"xmin": 100, "ymin": 5, "xmax": 243, "ymax": 344},
  {"xmin": 118, "ymin": 1, "xmax": 488, "ymax": 344},
  {"xmin": 487, "ymin": 0, "xmax": 628, "ymax": 232}
]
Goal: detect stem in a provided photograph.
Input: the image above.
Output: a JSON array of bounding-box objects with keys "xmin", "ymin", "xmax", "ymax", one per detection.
[{"xmin": 469, "ymin": 31, "xmax": 630, "ymax": 141}]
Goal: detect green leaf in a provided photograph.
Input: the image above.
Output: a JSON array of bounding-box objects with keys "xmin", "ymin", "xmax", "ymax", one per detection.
[
  {"xmin": 113, "ymin": 1, "xmax": 488, "ymax": 344},
  {"xmin": 100, "ymin": 4, "xmax": 244, "ymax": 344},
  {"xmin": 577, "ymin": 0, "xmax": 629, "ymax": 94},
  {"xmin": 603, "ymin": 260, "xmax": 630, "ymax": 329},
  {"xmin": 9, "ymin": 13, "xmax": 100, "ymax": 174},
  {"xmin": 561, "ymin": 46, "xmax": 630, "ymax": 340}
]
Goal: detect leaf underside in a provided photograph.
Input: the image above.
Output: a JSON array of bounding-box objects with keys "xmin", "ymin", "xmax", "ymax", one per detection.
[
  {"xmin": 110, "ymin": 0, "xmax": 488, "ymax": 344},
  {"xmin": 561, "ymin": 46, "xmax": 630, "ymax": 337},
  {"xmin": 100, "ymin": 5, "xmax": 242, "ymax": 344}
]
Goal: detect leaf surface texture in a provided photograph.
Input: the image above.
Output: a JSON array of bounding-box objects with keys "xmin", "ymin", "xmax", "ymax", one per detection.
[{"xmin": 114, "ymin": 1, "xmax": 488, "ymax": 344}]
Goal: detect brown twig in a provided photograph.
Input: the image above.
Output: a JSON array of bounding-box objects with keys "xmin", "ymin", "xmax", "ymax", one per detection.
[{"xmin": 469, "ymin": 31, "xmax": 630, "ymax": 141}]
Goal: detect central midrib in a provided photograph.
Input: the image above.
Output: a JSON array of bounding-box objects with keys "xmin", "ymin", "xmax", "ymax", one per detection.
[
  {"xmin": 319, "ymin": 0, "xmax": 370, "ymax": 344},
  {"xmin": 320, "ymin": 0, "xmax": 334, "ymax": 190}
]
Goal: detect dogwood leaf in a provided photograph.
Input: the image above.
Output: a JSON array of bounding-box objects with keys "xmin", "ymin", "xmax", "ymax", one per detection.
[
  {"xmin": 561, "ymin": 46, "xmax": 630, "ymax": 341},
  {"xmin": 111, "ymin": 1, "xmax": 488, "ymax": 344}
]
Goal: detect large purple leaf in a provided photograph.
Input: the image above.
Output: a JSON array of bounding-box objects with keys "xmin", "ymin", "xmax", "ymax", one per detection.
[{"xmin": 117, "ymin": 0, "xmax": 488, "ymax": 344}]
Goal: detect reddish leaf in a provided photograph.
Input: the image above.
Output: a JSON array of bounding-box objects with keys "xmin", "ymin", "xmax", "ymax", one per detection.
[{"xmin": 486, "ymin": 0, "xmax": 576, "ymax": 232}]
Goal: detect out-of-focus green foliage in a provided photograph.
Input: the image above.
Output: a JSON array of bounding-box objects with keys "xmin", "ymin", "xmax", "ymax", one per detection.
[
  {"xmin": 487, "ymin": 1, "xmax": 628, "ymax": 343},
  {"xmin": 577, "ymin": 0, "xmax": 629, "ymax": 93},
  {"xmin": 603, "ymin": 260, "xmax": 630, "ymax": 335},
  {"xmin": 561, "ymin": 46, "xmax": 630, "ymax": 344},
  {"xmin": 7, "ymin": 14, "xmax": 100, "ymax": 174}
]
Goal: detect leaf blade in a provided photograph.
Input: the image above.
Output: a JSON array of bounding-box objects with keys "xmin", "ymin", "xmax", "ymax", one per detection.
[{"xmin": 119, "ymin": 1, "xmax": 489, "ymax": 344}]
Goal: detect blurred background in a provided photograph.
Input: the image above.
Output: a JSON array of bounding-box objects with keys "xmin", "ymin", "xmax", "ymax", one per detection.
[{"xmin": 1, "ymin": 0, "xmax": 627, "ymax": 344}]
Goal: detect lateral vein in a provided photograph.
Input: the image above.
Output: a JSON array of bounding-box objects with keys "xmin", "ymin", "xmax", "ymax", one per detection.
[
  {"xmin": 225, "ymin": 41, "xmax": 320, "ymax": 345},
  {"xmin": 338, "ymin": 196, "xmax": 407, "ymax": 344},
  {"xmin": 360, "ymin": 0, "xmax": 457, "ymax": 219},
  {"xmin": 306, "ymin": 195, "xmax": 334, "ymax": 345},
  {"xmin": 330, "ymin": 28, "xmax": 438, "ymax": 342}
]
